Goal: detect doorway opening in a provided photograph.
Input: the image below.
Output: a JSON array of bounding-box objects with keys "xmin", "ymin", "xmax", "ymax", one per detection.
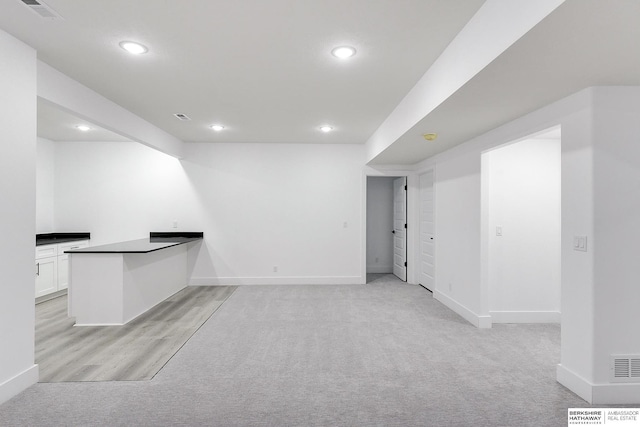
[
  {"xmin": 366, "ymin": 176, "xmax": 407, "ymax": 283},
  {"xmin": 482, "ymin": 126, "xmax": 561, "ymax": 324}
]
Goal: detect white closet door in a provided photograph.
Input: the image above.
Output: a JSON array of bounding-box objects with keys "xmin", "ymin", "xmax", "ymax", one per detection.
[{"xmin": 419, "ymin": 171, "xmax": 435, "ymax": 290}]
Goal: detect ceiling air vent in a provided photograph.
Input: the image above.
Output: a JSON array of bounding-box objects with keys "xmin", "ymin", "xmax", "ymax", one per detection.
[
  {"xmin": 20, "ymin": 0, "xmax": 63, "ymax": 19},
  {"xmin": 610, "ymin": 355, "xmax": 640, "ymax": 382},
  {"xmin": 173, "ymin": 113, "xmax": 191, "ymax": 121}
]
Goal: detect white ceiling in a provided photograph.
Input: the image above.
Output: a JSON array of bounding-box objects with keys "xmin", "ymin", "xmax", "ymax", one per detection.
[
  {"xmin": 2, "ymin": 0, "xmax": 639, "ymax": 165},
  {"xmin": 0, "ymin": 0, "xmax": 483, "ymax": 144}
]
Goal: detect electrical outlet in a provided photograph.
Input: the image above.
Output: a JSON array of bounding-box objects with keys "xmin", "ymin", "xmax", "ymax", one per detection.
[
  {"xmin": 375, "ymin": 257, "xmax": 379, "ymax": 264},
  {"xmin": 273, "ymin": 266, "xmax": 278, "ymax": 273},
  {"xmin": 172, "ymin": 220, "xmax": 178, "ymax": 229}
]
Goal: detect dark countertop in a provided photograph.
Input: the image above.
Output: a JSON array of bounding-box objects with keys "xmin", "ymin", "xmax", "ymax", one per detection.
[
  {"xmin": 65, "ymin": 232, "xmax": 203, "ymax": 254},
  {"xmin": 36, "ymin": 232, "xmax": 91, "ymax": 246}
]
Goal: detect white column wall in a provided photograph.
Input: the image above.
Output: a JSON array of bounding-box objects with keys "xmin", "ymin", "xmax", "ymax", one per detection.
[
  {"xmin": 590, "ymin": 87, "xmax": 640, "ymax": 402},
  {"xmin": 557, "ymin": 103, "xmax": 596, "ymax": 400},
  {"xmin": 0, "ymin": 29, "xmax": 38, "ymax": 405}
]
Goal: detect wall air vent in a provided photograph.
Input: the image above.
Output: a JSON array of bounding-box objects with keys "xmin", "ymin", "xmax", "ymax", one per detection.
[
  {"xmin": 610, "ymin": 355, "xmax": 640, "ymax": 383},
  {"xmin": 173, "ymin": 113, "xmax": 191, "ymax": 121},
  {"xmin": 20, "ymin": 0, "xmax": 63, "ymax": 19}
]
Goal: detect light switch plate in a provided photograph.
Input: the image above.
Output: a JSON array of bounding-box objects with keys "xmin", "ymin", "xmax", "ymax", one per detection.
[{"xmin": 573, "ymin": 235, "xmax": 587, "ymax": 252}]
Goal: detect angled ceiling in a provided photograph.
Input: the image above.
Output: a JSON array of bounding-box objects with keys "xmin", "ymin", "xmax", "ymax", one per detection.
[
  {"xmin": 37, "ymin": 101, "xmax": 130, "ymax": 142},
  {"xmin": 370, "ymin": 0, "xmax": 640, "ymax": 164},
  {"xmin": 0, "ymin": 0, "xmax": 483, "ymax": 144}
]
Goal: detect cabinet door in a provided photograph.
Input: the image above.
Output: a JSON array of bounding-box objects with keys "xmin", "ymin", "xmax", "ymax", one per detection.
[
  {"xmin": 35, "ymin": 256, "xmax": 58, "ymax": 298},
  {"xmin": 58, "ymin": 254, "xmax": 69, "ymax": 291}
]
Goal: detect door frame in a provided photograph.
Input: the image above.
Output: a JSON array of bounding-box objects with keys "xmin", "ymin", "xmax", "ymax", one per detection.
[{"xmin": 362, "ymin": 168, "xmax": 416, "ymax": 284}]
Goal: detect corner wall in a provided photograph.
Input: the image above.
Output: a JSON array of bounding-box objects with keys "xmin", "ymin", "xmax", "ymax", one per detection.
[
  {"xmin": 413, "ymin": 87, "xmax": 639, "ymax": 403},
  {"xmin": 52, "ymin": 141, "xmax": 365, "ymax": 285},
  {"xmin": 0, "ymin": 30, "xmax": 38, "ymax": 405},
  {"xmin": 36, "ymin": 138, "xmax": 55, "ymax": 233}
]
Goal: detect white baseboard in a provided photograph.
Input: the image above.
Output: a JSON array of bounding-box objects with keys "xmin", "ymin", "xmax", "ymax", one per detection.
[
  {"xmin": 190, "ymin": 276, "xmax": 363, "ymax": 285},
  {"xmin": 557, "ymin": 364, "xmax": 640, "ymax": 404},
  {"xmin": 592, "ymin": 383, "xmax": 640, "ymax": 405},
  {"xmin": 490, "ymin": 310, "xmax": 561, "ymax": 323},
  {"xmin": 0, "ymin": 364, "xmax": 38, "ymax": 406},
  {"xmin": 366, "ymin": 265, "xmax": 393, "ymax": 274},
  {"xmin": 557, "ymin": 364, "xmax": 592, "ymax": 403},
  {"xmin": 434, "ymin": 290, "xmax": 492, "ymax": 328}
]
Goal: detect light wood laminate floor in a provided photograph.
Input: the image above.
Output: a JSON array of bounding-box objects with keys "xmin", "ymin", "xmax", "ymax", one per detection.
[{"xmin": 36, "ymin": 286, "xmax": 237, "ymax": 382}]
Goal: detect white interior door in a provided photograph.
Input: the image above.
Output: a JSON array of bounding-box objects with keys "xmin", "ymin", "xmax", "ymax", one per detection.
[
  {"xmin": 419, "ymin": 171, "xmax": 435, "ymax": 290},
  {"xmin": 392, "ymin": 177, "xmax": 407, "ymax": 281}
]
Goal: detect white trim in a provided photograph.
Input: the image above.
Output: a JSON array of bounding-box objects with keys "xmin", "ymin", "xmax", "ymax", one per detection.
[
  {"xmin": 557, "ymin": 364, "xmax": 592, "ymax": 403},
  {"xmin": 0, "ymin": 364, "xmax": 38, "ymax": 406},
  {"xmin": 366, "ymin": 265, "xmax": 393, "ymax": 274},
  {"xmin": 190, "ymin": 276, "xmax": 363, "ymax": 286},
  {"xmin": 434, "ymin": 290, "xmax": 492, "ymax": 328},
  {"xmin": 557, "ymin": 364, "xmax": 640, "ymax": 404},
  {"xmin": 490, "ymin": 311, "xmax": 561, "ymax": 323},
  {"xmin": 592, "ymin": 383, "xmax": 640, "ymax": 405}
]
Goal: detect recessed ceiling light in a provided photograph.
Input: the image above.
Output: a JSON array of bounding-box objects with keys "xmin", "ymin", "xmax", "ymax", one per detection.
[
  {"xmin": 320, "ymin": 125, "xmax": 333, "ymax": 133},
  {"xmin": 119, "ymin": 41, "xmax": 148, "ymax": 55},
  {"xmin": 422, "ymin": 133, "xmax": 438, "ymax": 141},
  {"xmin": 331, "ymin": 46, "xmax": 356, "ymax": 59},
  {"xmin": 75, "ymin": 125, "xmax": 91, "ymax": 132},
  {"xmin": 209, "ymin": 124, "xmax": 225, "ymax": 131}
]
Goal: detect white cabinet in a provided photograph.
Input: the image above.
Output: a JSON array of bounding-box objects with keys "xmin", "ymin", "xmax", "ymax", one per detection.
[
  {"xmin": 57, "ymin": 240, "xmax": 89, "ymax": 291},
  {"xmin": 35, "ymin": 240, "xmax": 89, "ymax": 298},
  {"xmin": 35, "ymin": 255, "xmax": 58, "ymax": 298}
]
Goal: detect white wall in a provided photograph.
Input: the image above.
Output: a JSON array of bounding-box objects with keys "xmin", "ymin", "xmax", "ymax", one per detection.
[
  {"xmin": 52, "ymin": 141, "xmax": 365, "ymax": 285},
  {"xmin": 413, "ymin": 87, "xmax": 639, "ymax": 403},
  {"xmin": 432, "ymin": 150, "xmax": 486, "ymax": 326},
  {"xmin": 54, "ymin": 141, "xmax": 192, "ymax": 244},
  {"xmin": 590, "ymin": 87, "xmax": 640, "ymax": 401},
  {"xmin": 36, "ymin": 137, "xmax": 55, "ymax": 233},
  {"xmin": 366, "ymin": 177, "xmax": 394, "ymax": 273},
  {"xmin": 485, "ymin": 138, "xmax": 561, "ymax": 323},
  {"xmin": 182, "ymin": 143, "xmax": 364, "ymax": 284},
  {"xmin": 0, "ymin": 30, "xmax": 38, "ymax": 405}
]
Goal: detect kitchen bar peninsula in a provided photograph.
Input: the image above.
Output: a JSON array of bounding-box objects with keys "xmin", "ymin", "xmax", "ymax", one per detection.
[{"xmin": 65, "ymin": 232, "xmax": 203, "ymax": 326}]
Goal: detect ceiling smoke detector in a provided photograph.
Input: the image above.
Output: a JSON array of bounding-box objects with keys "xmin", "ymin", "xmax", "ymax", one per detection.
[{"xmin": 20, "ymin": 0, "xmax": 63, "ymax": 19}]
